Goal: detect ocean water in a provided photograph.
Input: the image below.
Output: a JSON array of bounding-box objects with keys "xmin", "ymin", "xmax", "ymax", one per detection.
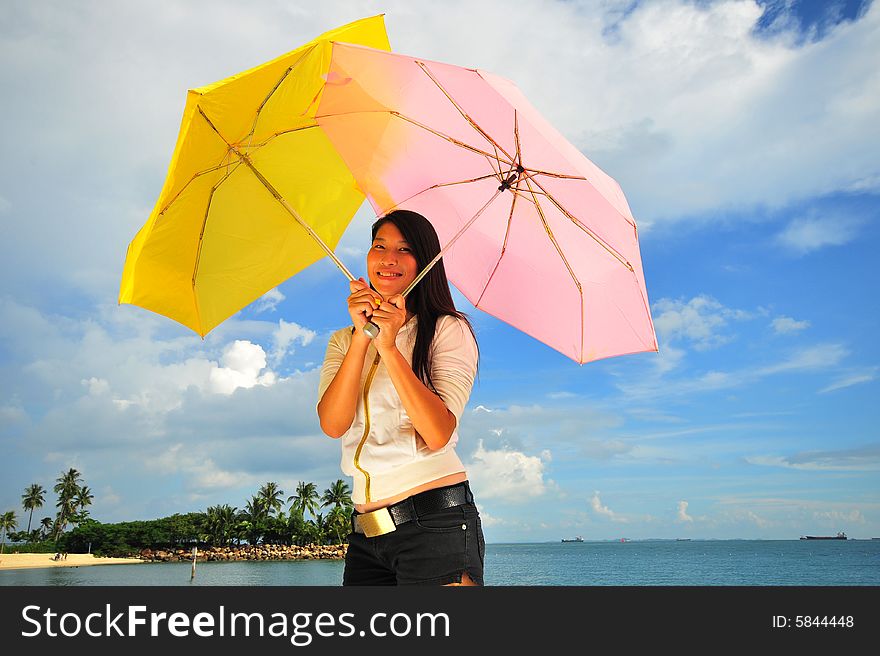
[{"xmin": 2, "ymin": 540, "xmax": 878, "ymax": 586}]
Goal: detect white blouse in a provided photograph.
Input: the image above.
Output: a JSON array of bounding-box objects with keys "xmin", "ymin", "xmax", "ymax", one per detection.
[{"xmin": 318, "ymin": 314, "xmax": 478, "ymax": 505}]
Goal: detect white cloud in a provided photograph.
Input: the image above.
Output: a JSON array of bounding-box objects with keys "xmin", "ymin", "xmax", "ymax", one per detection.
[
  {"xmin": 771, "ymin": 316, "xmax": 810, "ymax": 334},
  {"xmin": 145, "ymin": 444, "xmax": 244, "ymax": 490},
  {"xmin": 775, "ymin": 212, "xmax": 863, "ymax": 254},
  {"xmin": 743, "ymin": 510, "xmax": 772, "ymax": 529},
  {"xmin": 466, "ymin": 440, "xmax": 552, "ymax": 500},
  {"xmin": 100, "ymin": 486, "xmax": 122, "ymax": 507},
  {"xmin": 566, "ymin": 0, "xmax": 880, "ymax": 224},
  {"xmin": 475, "ymin": 507, "xmax": 505, "ymax": 527},
  {"xmin": 208, "ymin": 340, "xmax": 276, "ymax": 395},
  {"xmin": 652, "ymin": 343, "xmax": 687, "ymax": 375},
  {"xmin": 812, "ymin": 509, "xmax": 865, "ymax": 524},
  {"xmin": 590, "ymin": 491, "xmax": 628, "ymax": 523},
  {"xmin": 819, "ymin": 369, "xmax": 877, "ymax": 393},
  {"xmin": 546, "ymin": 391, "xmax": 578, "ymax": 400},
  {"xmin": 746, "ymin": 444, "xmax": 880, "ymax": 471},
  {"xmin": 677, "ymin": 500, "xmax": 694, "ymax": 523},
  {"xmin": 271, "ymin": 319, "xmax": 316, "ymax": 366},
  {"xmin": 756, "ymin": 342, "xmax": 849, "ymax": 376},
  {"xmin": 461, "ymin": 402, "xmax": 626, "ymax": 459},
  {"xmin": 652, "ymin": 295, "xmax": 753, "ymax": 350},
  {"xmin": 253, "ymin": 288, "xmax": 285, "ymax": 314},
  {"xmin": 619, "ymin": 340, "xmax": 853, "ymax": 402},
  {"xmin": 81, "ymin": 377, "xmax": 109, "ymax": 396},
  {"xmin": 0, "ymin": 402, "xmax": 27, "ymax": 424}
]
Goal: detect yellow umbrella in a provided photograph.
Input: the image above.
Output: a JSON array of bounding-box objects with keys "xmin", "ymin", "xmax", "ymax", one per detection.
[{"xmin": 119, "ymin": 16, "xmax": 390, "ymax": 336}]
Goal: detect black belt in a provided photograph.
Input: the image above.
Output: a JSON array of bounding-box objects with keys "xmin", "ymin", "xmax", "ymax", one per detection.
[{"xmin": 352, "ymin": 482, "xmax": 473, "ymax": 537}]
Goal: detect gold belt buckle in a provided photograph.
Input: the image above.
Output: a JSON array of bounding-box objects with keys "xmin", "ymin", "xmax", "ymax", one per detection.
[{"xmin": 357, "ymin": 507, "xmax": 396, "ymax": 537}]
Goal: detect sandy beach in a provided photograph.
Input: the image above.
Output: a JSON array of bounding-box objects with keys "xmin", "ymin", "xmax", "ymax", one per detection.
[{"xmin": 0, "ymin": 553, "xmax": 143, "ymax": 571}]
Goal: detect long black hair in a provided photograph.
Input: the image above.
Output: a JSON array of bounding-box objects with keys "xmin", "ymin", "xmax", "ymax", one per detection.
[{"xmin": 371, "ymin": 209, "xmax": 477, "ymax": 391}]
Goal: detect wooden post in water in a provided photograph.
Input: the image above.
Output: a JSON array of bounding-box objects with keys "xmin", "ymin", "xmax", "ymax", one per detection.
[{"xmin": 191, "ymin": 547, "xmax": 197, "ymax": 580}]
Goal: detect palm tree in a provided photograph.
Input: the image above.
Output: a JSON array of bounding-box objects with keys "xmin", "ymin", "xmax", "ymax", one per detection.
[
  {"xmin": 288, "ymin": 481, "xmax": 320, "ymax": 520},
  {"xmin": 321, "ymin": 480, "xmax": 353, "ymax": 544},
  {"xmin": 257, "ymin": 482, "xmax": 285, "ymax": 518},
  {"xmin": 21, "ymin": 483, "xmax": 46, "ymax": 536},
  {"xmin": 305, "ymin": 512, "xmax": 327, "ymax": 546},
  {"xmin": 39, "ymin": 517, "xmax": 53, "ymax": 541},
  {"xmin": 322, "ymin": 479, "xmax": 354, "ymax": 513},
  {"xmin": 287, "ymin": 508, "xmax": 308, "ymax": 546},
  {"xmin": 326, "ymin": 505, "xmax": 352, "ymax": 544},
  {"xmin": 53, "ymin": 468, "xmax": 83, "ymax": 539},
  {"xmin": 74, "ymin": 485, "xmax": 94, "ymax": 522},
  {"xmin": 1, "ymin": 511, "xmax": 16, "ymax": 554},
  {"xmin": 205, "ymin": 505, "xmax": 237, "ymax": 547},
  {"xmin": 242, "ymin": 498, "xmax": 269, "ymax": 545}
]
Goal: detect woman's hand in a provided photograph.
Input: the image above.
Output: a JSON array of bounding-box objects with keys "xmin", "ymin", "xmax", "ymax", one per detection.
[
  {"xmin": 347, "ymin": 277, "xmax": 383, "ymax": 333},
  {"xmin": 370, "ymin": 294, "xmax": 407, "ymax": 353}
]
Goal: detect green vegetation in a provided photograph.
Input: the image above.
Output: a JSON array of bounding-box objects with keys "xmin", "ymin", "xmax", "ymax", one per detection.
[
  {"xmin": 3, "ymin": 475, "xmax": 355, "ymax": 557},
  {"xmin": 1, "ymin": 510, "xmax": 17, "ymax": 554}
]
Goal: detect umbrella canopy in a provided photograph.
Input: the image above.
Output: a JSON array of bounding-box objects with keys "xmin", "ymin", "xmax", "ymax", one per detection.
[
  {"xmin": 316, "ymin": 43, "xmax": 657, "ymax": 364},
  {"xmin": 119, "ymin": 16, "xmax": 390, "ymax": 336}
]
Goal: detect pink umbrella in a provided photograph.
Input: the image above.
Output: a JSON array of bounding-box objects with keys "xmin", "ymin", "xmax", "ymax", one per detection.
[{"xmin": 316, "ymin": 43, "xmax": 657, "ymax": 364}]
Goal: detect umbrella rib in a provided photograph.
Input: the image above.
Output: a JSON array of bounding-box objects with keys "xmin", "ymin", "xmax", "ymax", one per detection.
[
  {"xmin": 528, "ymin": 170, "xmax": 589, "ymax": 182},
  {"xmin": 524, "ymin": 177, "xmax": 585, "ymax": 363},
  {"xmin": 391, "ymin": 112, "xmax": 512, "ymax": 164},
  {"xmin": 190, "ymin": 161, "xmax": 244, "ymax": 333},
  {"xmin": 243, "ymin": 44, "xmax": 318, "ymax": 146},
  {"xmin": 248, "ymin": 124, "xmax": 318, "ymax": 150},
  {"xmin": 197, "ymin": 106, "xmax": 233, "ymax": 147},
  {"xmin": 375, "ymin": 172, "xmax": 501, "ymax": 215},
  {"xmin": 530, "ymin": 177, "xmax": 634, "ymax": 272},
  {"xmin": 232, "ymin": 150, "xmax": 357, "ymax": 282},
  {"xmin": 317, "ymin": 107, "xmax": 511, "ymax": 165},
  {"xmin": 158, "ymin": 160, "xmax": 241, "ymax": 217},
  {"xmin": 195, "ymin": 107, "xmax": 357, "ymax": 284},
  {"xmin": 415, "ymin": 61, "xmax": 516, "ymax": 164},
  {"xmin": 475, "ymin": 190, "xmax": 518, "ymax": 308},
  {"xmin": 484, "ymin": 145, "xmax": 503, "ymax": 180},
  {"xmin": 532, "ymin": 172, "xmax": 636, "ymax": 229},
  {"xmin": 514, "ymin": 110, "xmax": 523, "ymax": 168},
  {"xmin": 431, "ymin": 172, "xmax": 505, "ymax": 189},
  {"xmin": 400, "ymin": 187, "xmax": 504, "ymax": 299}
]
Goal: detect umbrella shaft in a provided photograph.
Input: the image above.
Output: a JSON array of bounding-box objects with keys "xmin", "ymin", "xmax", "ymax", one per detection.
[{"xmin": 401, "ymin": 187, "xmax": 502, "ymax": 298}]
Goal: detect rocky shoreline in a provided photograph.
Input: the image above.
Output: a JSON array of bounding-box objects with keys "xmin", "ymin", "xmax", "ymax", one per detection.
[{"xmin": 137, "ymin": 544, "xmax": 347, "ymax": 563}]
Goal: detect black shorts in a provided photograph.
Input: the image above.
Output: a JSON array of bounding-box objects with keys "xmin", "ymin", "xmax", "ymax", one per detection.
[{"xmin": 343, "ymin": 494, "xmax": 485, "ymax": 586}]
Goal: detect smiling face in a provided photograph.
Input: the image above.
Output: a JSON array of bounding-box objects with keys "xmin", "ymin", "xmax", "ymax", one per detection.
[{"xmin": 367, "ymin": 220, "xmax": 419, "ymax": 298}]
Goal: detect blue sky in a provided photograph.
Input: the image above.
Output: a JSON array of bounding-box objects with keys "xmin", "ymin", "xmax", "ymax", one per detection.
[{"xmin": 1, "ymin": 0, "xmax": 877, "ymax": 542}]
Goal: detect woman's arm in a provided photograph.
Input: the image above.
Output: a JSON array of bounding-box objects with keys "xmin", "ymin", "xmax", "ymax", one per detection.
[
  {"xmin": 380, "ymin": 345, "xmax": 457, "ymax": 450},
  {"xmin": 317, "ymin": 332, "xmax": 371, "ymax": 438},
  {"xmin": 370, "ymin": 297, "xmax": 476, "ymax": 451},
  {"xmin": 317, "ymin": 279, "xmax": 384, "ymax": 438}
]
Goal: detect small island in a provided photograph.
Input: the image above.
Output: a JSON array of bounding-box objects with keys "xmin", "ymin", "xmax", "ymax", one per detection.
[{"xmin": 2, "ymin": 472, "xmax": 355, "ymax": 566}]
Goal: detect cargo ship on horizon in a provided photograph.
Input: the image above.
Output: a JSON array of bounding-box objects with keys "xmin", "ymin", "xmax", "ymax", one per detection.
[{"xmin": 799, "ymin": 532, "xmax": 847, "ymax": 540}]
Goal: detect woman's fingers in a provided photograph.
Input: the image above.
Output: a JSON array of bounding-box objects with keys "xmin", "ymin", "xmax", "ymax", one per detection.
[
  {"xmin": 349, "ymin": 287, "xmax": 382, "ymax": 304},
  {"xmin": 371, "ymin": 302, "xmax": 404, "ymax": 326},
  {"xmin": 346, "ymin": 279, "xmax": 385, "ymax": 329},
  {"xmin": 387, "ymin": 294, "xmax": 406, "ymax": 310}
]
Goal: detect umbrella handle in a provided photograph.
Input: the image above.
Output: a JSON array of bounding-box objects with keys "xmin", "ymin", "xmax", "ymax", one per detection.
[{"xmin": 363, "ymin": 321, "xmax": 380, "ymax": 340}]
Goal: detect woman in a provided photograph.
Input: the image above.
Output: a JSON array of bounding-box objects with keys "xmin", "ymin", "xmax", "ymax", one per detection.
[{"xmin": 317, "ymin": 209, "xmax": 484, "ymax": 586}]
